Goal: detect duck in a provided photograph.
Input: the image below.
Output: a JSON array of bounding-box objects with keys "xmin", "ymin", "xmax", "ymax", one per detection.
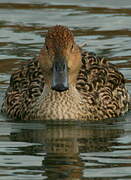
[{"xmin": 1, "ymin": 25, "xmax": 130, "ymax": 121}]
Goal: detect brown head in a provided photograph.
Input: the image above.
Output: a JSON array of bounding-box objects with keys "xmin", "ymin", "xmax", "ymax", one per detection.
[{"xmin": 39, "ymin": 25, "xmax": 81, "ymax": 92}]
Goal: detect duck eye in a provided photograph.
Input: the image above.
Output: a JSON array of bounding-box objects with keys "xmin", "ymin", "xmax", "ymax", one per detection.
[
  {"xmin": 71, "ymin": 44, "xmax": 74, "ymax": 51},
  {"xmin": 46, "ymin": 45, "xmax": 49, "ymax": 51}
]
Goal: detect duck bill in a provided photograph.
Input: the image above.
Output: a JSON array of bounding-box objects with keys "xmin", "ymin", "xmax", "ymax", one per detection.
[{"xmin": 51, "ymin": 59, "xmax": 69, "ymax": 92}]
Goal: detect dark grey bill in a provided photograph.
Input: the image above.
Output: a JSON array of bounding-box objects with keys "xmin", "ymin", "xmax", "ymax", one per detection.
[{"xmin": 51, "ymin": 59, "xmax": 69, "ymax": 92}]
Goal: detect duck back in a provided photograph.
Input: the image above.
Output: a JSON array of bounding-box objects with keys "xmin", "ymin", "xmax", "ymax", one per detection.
[{"xmin": 1, "ymin": 52, "xmax": 130, "ymax": 120}]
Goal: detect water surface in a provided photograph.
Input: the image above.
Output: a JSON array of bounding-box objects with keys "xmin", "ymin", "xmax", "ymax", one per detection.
[{"xmin": 0, "ymin": 0, "xmax": 131, "ymax": 179}]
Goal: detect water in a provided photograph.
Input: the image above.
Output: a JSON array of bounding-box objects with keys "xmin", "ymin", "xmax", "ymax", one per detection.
[{"xmin": 0, "ymin": 0, "xmax": 131, "ymax": 179}]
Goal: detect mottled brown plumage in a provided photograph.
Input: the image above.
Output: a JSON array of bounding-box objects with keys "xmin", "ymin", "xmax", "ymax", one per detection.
[
  {"xmin": 45, "ymin": 25, "xmax": 74, "ymax": 49},
  {"xmin": 1, "ymin": 25, "xmax": 130, "ymax": 121}
]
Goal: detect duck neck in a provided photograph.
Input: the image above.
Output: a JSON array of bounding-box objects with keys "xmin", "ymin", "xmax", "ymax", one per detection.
[
  {"xmin": 42, "ymin": 84, "xmax": 79, "ymax": 98},
  {"xmin": 34, "ymin": 84, "xmax": 83, "ymax": 120}
]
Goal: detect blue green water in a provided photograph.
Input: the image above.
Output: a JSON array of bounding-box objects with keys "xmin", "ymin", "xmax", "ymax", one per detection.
[{"xmin": 0, "ymin": 0, "xmax": 131, "ymax": 179}]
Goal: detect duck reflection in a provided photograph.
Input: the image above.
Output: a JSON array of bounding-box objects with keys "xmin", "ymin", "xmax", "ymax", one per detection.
[{"xmin": 10, "ymin": 120, "xmax": 124, "ymax": 180}]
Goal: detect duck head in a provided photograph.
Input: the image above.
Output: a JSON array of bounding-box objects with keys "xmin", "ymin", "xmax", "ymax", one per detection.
[{"xmin": 39, "ymin": 25, "xmax": 82, "ymax": 92}]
